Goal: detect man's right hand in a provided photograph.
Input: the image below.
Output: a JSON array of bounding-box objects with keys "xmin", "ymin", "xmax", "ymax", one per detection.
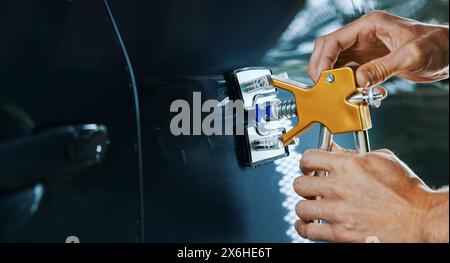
[{"xmin": 307, "ymin": 10, "xmax": 449, "ymax": 88}]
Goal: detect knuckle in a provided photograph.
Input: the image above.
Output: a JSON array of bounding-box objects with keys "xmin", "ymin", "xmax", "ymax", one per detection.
[
  {"xmin": 343, "ymin": 216, "xmax": 357, "ymax": 232},
  {"xmin": 357, "ymin": 152, "xmax": 372, "ymax": 162},
  {"xmin": 334, "ymin": 210, "xmax": 348, "ymax": 224},
  {"xmin": 379, "ymin": 148, "xmax": 394, "ymax": 155},
  {"xmin": 324, "ymin": 38, "xmax": 341, "ymax": 51},
  {"xmin": 346, "ymin": 154, "xmax": 363, "ymax": 168},
  {"xmin": 340, "ymin": 154, "xmax": 371, "ymax": 176},
  {"xmin": 355, "ymin": 153, "xmax": 376, "ymax": 171},
  {"xmin": 365, "ymin": 10, "xmax": 387, "ymax": 20},
  {"xmin": 332, "ymin": 226, "xmax": 350, "ymax": 242},
  {"xmin": 305, "ymin": 226, "xmax": 317, "ymax": 240},
  {"xmin": 341, "ymin": 209, "xmax": 357, "ymax": 231},
  {"xmin": 316, "ymin": 36, "xmax": 326, "ymax": 43},
  {"xmin": 406, "ymin": 176, "xmax": 424, "ymax": 187}
]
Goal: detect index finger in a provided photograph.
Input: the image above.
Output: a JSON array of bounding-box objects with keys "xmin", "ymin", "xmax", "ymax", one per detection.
[
  {"xmin": 308, "ymin": 15, "xmax": 375, "ymax": 82},
  {"xmin": 300, "ymin": 149, "xmax": 347, "ymax": 175}
]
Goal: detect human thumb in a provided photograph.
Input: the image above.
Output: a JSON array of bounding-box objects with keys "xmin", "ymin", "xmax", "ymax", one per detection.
[{"xmin": 356, "ymin": 52, "xmax": 401, "ymax": 88}]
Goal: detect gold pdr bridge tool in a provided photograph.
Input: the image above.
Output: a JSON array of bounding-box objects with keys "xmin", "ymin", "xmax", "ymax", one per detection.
[{"xmin": 227, "ymin": 67, "xmax": 387, "ymax": 166}]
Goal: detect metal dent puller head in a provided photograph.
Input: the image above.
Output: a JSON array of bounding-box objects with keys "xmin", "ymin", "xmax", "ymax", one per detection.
[{"xmin": 228, "ymin": 67, "xmax": 387, "ymax": 167}]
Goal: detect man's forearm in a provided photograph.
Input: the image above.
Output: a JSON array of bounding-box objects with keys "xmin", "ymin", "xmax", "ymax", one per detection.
[{"xmin": 421, "ymin": 189, "xmax": 449, "ymax": 243}]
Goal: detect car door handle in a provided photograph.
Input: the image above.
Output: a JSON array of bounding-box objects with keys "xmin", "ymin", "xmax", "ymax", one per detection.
[{"xmin": 0, "ymin": 124, "xmax": 110, "ymax": 190}]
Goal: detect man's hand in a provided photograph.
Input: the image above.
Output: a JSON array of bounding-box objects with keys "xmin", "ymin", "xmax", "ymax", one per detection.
[
  {"xmin": 308, "ymin": 10, "xmax": 449, "ymax": 88},
  {"xmin": 293, "ymin": 143, "xmax": 449, "ymax": 243}
]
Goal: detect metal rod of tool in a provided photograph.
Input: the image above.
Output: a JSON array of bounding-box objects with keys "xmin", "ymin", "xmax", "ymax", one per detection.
[
  {"xmin": 317, "ymin": 125, "xmax": 333, "ymax": 152},
  {"xmin": 313, "ymin": 125, "xmax": 333, "ymax": 224},
  {"xmin": 354, "ymin": 130, "xmax": 371, "ymax": 153}
]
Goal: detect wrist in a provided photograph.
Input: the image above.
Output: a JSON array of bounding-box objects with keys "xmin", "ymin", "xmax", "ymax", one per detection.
[
  {"xmin": 429, "ymin": 25, "xmax": 449, "ymax": 67},
  {"xmin": 434, "ymin": 26, "xmax": 449, "ymax": 66},
  {"xmin": 419, "ymin": 189, "xmax": 449, "ymax": 243}
]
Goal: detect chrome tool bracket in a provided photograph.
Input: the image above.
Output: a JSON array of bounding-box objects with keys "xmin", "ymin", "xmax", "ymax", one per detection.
[{"xmin": 227, "ymin": 67, "xmax": 290, "ymax": 167}]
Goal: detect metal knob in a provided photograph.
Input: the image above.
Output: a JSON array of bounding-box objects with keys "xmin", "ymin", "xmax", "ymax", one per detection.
[{"xmin": 348, "ymin": 86, "xmax": 388, "ymax": 108}]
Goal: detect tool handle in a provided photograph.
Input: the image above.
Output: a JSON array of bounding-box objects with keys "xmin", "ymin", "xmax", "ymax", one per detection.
[
  {"xmin": 354, "ymin": 130, "xmax": 371, "ymax": 153},
  {"xmin": 312, "ymin": 125, "xmax": 333, "ymax": 224}
]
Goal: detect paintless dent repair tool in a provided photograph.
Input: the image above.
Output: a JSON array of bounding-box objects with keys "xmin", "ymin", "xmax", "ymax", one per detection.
[{"xmin": 227, "ymin": 67, "xmax": 387, "ymax": 167}]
